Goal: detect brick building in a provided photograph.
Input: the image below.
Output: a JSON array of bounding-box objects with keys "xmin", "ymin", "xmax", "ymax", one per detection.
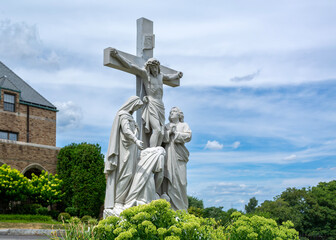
[{"xmin": 0, "ymin": 61, "xmax": 59, "ymax": 177}]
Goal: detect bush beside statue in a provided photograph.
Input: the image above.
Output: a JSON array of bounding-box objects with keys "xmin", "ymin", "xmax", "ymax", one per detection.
[{"xmin": 52, "ymin": 199, "xmax": 299, "ymax": 240}]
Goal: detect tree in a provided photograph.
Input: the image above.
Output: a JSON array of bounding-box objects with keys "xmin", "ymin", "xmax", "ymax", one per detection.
[
  {"xmin": 255, "ymin": 181, "xmax": 336, "ymax": 238},
  {"xmin": 302, "ymin": 181, "xmax": 336, "ymax": 238},
  {"xmin": 188, "ymin": 196, "xmax": 204, "ymax": 209},
  {"xmin": 57, "ymin": 143, "xmax": 106, "ymax": 217},
  {"xmin": 245, "ymin": 197, "xmax": 258, "ymax": 214}
]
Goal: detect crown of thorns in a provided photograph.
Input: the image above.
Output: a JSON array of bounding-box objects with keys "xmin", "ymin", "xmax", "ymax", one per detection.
[{"xmin": 145, "ymin": 58, "xmax": 160, "ymax": 67}]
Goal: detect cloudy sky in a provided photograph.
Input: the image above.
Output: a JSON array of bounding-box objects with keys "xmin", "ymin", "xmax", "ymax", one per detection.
[{"xmin": 1, "ymin": 1, "xmax": 336, "ymax": 210}]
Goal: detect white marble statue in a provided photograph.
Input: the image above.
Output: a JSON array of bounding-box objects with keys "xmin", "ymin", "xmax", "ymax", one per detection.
[
  {"xmin": 124, "ymin": 146, "xmax": 166, "ymax": 208},
  {"xmin": 110, "ymin": 49, "xmax": 183, "ymax": 148},
  {"xmin": 104, "ymin": 96, "xmax": 144, "ymax": 217},
  {"xmin": 162, "ymin": 107, "xmax": 192, "ymax": 211}
]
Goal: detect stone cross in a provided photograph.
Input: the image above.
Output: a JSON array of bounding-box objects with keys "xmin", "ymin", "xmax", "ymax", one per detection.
[{"xmin": 104, "ymin": 17, "xmax": 181, "ymax": 132}]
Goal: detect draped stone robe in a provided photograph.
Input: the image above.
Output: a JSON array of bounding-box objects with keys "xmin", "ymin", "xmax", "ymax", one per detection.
[
  {"xmin": 162, "ymin": 122, "xmax": 192, "ymax": 210},
  {"xmin": 104, "ymin": 96, "xmax": 142, "ymax": 210}
]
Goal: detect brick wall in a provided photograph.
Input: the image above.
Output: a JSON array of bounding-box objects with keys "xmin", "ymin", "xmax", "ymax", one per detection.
[
  {"xmin": 0, "ymin": 89, "xmax": 56, "ymax": 146},
  {"xmin": 0, "ymin": 139, "xmax": 59, "ymax": 174}
]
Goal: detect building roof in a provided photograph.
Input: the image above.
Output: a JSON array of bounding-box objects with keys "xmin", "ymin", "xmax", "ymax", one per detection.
[
  {"xmin": 0, "ymin": 76, "xmax": 20, "ymax": 92},
  {"xmin": 0, "ymin": 61, "xmax": 56, "ymax": 111}
]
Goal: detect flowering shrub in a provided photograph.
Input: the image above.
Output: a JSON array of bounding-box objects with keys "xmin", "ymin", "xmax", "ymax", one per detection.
[
  {"xmin": 0, "ymin": 164, "xmax": 64, "ymax": 211},
  {"xmin": 94, "ymin": 199, "xmax": 225, "ymax": 240},
  {"xmin": 0, "ymin": 164, "xmax": 30, "ymax": 205},
  {"xmin": 53, "ymin": 199, "xmax": 299, "ymax": 240},
  {"xmin": 30, "ymin": 170, "xmax": 64, "ymax": 207},
  {"xmin": 226, "ymin": 212, "xmax": 299, "ymax": 239}
]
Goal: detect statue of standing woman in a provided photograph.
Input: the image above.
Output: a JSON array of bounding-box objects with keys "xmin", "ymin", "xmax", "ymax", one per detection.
[{"xmin": 104, "ymin": 96, "xmax": 144, "ymax": 217}]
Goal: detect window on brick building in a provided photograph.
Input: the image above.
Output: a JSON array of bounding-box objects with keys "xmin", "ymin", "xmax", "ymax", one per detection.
[
  {"xmin": 0, "ymin": 131, "xmax": 18, "ymax": 141},
  {"xmin": 4, "ymin": 93, "xmax": 15, "ymax": 112}
]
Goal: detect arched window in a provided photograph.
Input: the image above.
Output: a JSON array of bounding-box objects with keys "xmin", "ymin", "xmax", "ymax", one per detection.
[{"xmin": 22, "ymin": 164, "xmax": 47, "ymax": 179}]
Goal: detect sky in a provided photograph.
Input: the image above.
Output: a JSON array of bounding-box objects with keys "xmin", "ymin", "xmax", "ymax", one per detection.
[{"xmin": 1, "ymin": 0, "xmax": 336, "ymax": 210}]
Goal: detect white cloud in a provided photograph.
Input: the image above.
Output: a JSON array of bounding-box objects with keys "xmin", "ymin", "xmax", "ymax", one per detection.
[
  {"xmin": 230, "ymin": 70, "xmax": 260, "ymax": 82},
  {"xmin": 283, "ymin": 154, "xmax": 297, "ymax": 161},
  {"xmin": 232, "ymin": 141, "xmax": 240, "ymax": 149},
  {"xmin": 281, "ymin": 177, "xmax": 334, "ymax": 189},
  {"xmin": 55, "ymin": 101, "xmax": 83, "ymax": 131},
  {"xmin": 0, "ymin": 19, "xmax": 59, "ymax": 69},
  {"xmin": 205, "ymin": 140, "xmax": 223, "ymax": 150}
]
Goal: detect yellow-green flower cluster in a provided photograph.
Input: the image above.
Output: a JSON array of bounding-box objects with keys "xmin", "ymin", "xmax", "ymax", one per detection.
[{"xmin": 0, "ymin": 164, "xmax": 64, "ymax": 206}]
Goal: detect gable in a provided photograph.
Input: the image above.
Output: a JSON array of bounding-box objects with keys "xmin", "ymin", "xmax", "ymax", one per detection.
[{"xmin": 0, "ymin": 61, "xmax": 56, "ymax": 111}]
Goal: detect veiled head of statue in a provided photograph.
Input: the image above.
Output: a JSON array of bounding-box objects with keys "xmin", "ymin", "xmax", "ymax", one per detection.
[{"xmin": 119, "ymin": 96, "xmax": 143, "ymax": 114}]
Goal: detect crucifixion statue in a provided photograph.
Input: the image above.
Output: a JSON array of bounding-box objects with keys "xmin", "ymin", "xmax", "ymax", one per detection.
[{"xmin": 104, "ymin": 18, "xmax": 183, "ymax": 148}]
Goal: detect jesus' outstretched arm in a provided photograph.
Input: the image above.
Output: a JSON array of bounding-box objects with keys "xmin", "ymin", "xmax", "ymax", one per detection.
[
  {"xmin": 110, "ymin": 48, "xmax": 147, "ymax": 78},
  {"xmin": 162, "ymin": 71, "xmax": 183, "ymax": 81}
]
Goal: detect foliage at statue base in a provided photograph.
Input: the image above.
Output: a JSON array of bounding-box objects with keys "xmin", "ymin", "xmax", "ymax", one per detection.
[{"xmin": 53, "ymin": 199, "xmax": 299, "ymax": 240}]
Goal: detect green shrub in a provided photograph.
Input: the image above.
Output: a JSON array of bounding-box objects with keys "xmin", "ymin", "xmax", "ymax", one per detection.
[
  {"xmin": 81, "ymin": 215, "xmax": 92, "ymax": 223},
  {"xmin": 57, "ymin": 143, "xmax": 106, "ymax": 217},
  {"xmin": 88, "ymin": 218, "xmax": 98, "ymax": 225},
  {"xmin": 58, "ymin": 212, "xmax": 71, "ymax": 222},
  {"xmin": 94, "ymin": 199, "xmax": 226, "ymax": 240},
  {"xmin": 36, "ymin": 207, "xmax": 49, "ymax": 216},
  {"xmin": 49, "ymin": 209, "xmax": 60, "ymax": 219},
  {"xmin": 30, "ymin": 171, "xmax": 64, "ymax": 207},
  {"xmin": 65, "ymin": 206, "xmax": 78, "ymax": 216},
  {"xmin": 52, "ymin": 199, "xmax": 299, "ymax": 240},
  {"xmin": 0, "ymin": 164, "xmax": 30, "ymax": 207},
  {"xmin": 0, "ymin": 164, "xmax": 64, "ymax": 212},
  {"xmin": 11, "ymin": 203, "xmax": 42, "ymax": 215},
  {"xmin": 226, "ymin": 212, "xmax": 299, "ymax": 239},
  {"xmin": 69, "ymin": 216, "xmax": 81, "ymax": 224}
]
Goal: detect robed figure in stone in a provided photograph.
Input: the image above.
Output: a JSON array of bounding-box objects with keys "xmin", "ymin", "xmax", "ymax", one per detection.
[
  {"xmin": 110, "ymin": 49, "xmax": 183, "ymax": 148},
  {"xmin": 124, "ymin": 146, "xmax": 166, "ymax": 208},
  {"xmin": 104, "ymin": 96, "xmax": 144, "ymax": 215},
  {"xmin": 162, "ymin": 107, "xmax": 192, "ymax": 211}
]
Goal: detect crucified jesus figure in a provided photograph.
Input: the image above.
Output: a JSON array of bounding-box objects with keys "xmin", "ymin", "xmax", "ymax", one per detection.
[{"xmin": 110, "ymin": 48, "xmax": 183, "ymax": 148}]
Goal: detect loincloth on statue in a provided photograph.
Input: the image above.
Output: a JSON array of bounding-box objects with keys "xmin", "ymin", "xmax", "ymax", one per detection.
[{"xmin": 142, "ymin": 97, "xmax": 165, "ymax": 133}]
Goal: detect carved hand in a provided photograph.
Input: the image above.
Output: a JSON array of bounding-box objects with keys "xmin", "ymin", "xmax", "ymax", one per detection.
[
  {"xmin": 178, "ymin": 71, "xmax": 183, "ymax": 78},
  {"xmin": 110, "ymin": 48, "xmax": 119, "ymax": 57},
  {"xmin": 142, "ymin": 96, "xmax": 148, "ymax": 103},
  {"xmin": 171, "ymin": 125, "xmax": 177, "ymax": 134},
  {"xmin": 136, "ymin": 139, "xmax": 144, "ymax": 150}
]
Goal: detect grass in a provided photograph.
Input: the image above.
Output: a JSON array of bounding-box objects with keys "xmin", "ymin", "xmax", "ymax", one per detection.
[
  {"xmin": 0, "ymin": 214, "xmax": 65, "ymax": 229},
  {"xmin": 0, "ymin": 221, "xmax": 65, "ymax": 229},
  {"xmin": 0, "ymin": 214, "xmax": 53, "ymax": 222}
]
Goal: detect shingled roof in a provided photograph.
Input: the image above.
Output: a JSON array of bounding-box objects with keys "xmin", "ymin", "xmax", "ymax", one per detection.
[{"xmin": 0, "ymin": 61, "xmax": 56, "ymax": 111}]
